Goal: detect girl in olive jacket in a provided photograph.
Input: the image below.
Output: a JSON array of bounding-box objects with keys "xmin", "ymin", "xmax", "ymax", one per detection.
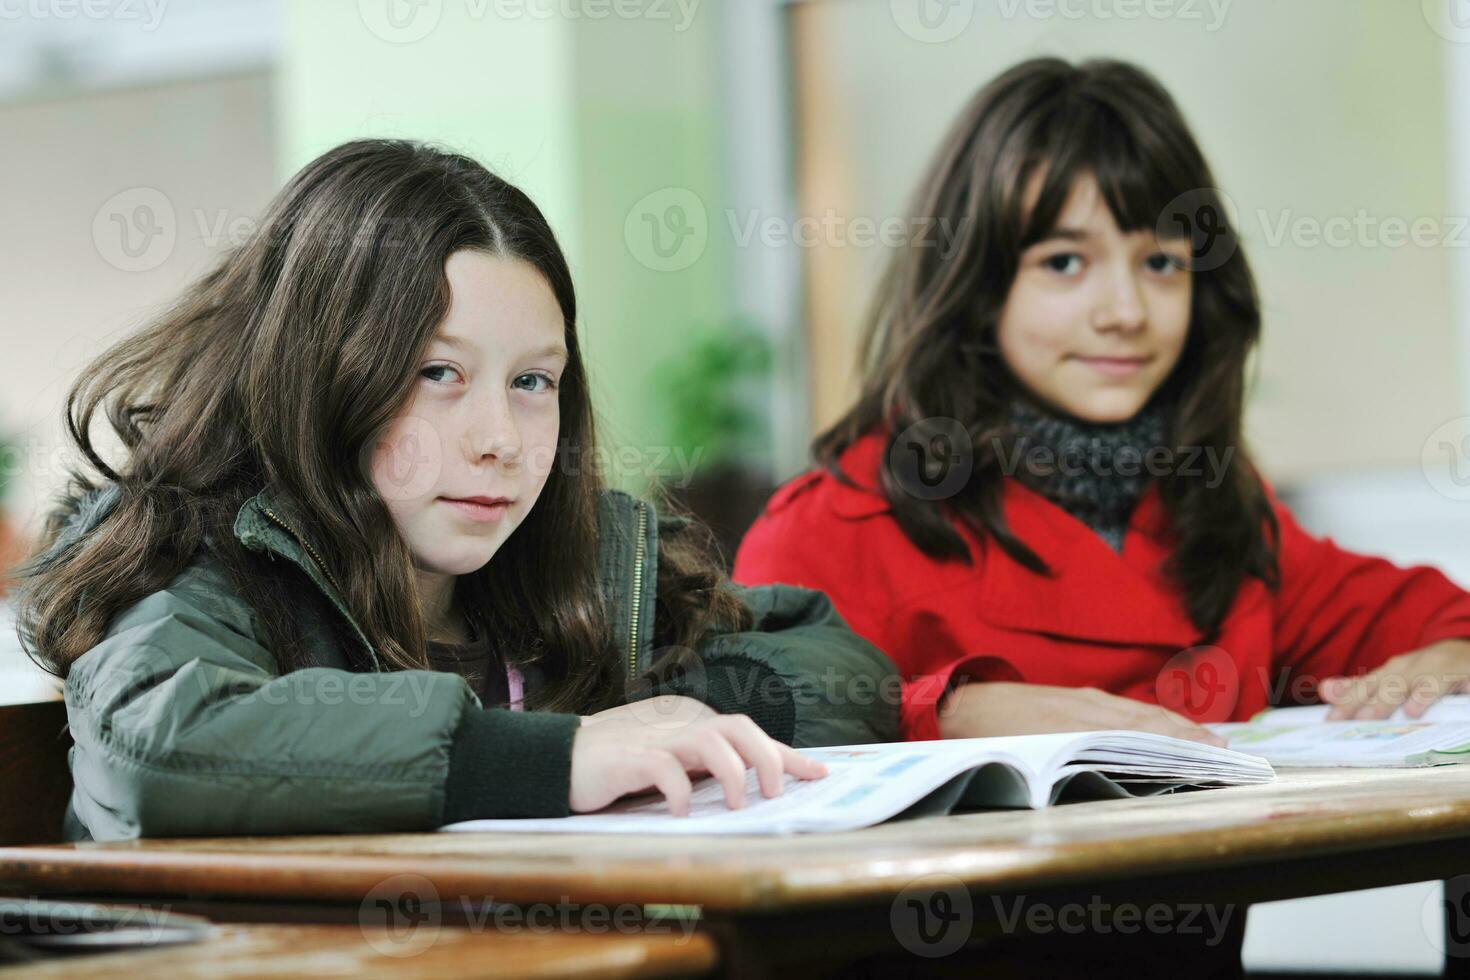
[{"xmin": 16, "ymin": 139, "xmax": 900, "ymax": 842}]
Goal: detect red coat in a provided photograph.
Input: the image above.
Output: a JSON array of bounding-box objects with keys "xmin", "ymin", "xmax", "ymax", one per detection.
[{"xmin": 733, "ymin": 431, "xmax": 1470, "ymax": 741}]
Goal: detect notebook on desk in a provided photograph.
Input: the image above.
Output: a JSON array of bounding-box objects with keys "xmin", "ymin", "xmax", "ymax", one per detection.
[
  {"xmin": 1209, "ymin": 695, "xmax": 1470, "ymax": 767},
  {"xmin": 440, "ymin": 731, "xmax": 1275, "ymax": 836}
]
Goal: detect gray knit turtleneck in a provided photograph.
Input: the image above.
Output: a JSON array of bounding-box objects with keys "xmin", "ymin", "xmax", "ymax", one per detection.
[{"xmin": 1004, "ymin": 401, "xmax": 1168, "ymax": 552}]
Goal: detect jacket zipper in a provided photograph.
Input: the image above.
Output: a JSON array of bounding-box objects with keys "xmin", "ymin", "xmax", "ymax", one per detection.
[
  {"xmin": 260, "ymin": 507, "xmax": 349, "ymax": 602},
  {"xmin": 627, "ymin": 499, "xmax": 648, "ymax": 682},
  {"xmin": 259, "ymin": 506, "xmax": 383, "ymax": 671}
]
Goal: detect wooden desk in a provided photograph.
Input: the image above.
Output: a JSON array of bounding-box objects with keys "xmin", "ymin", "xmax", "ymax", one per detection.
[
  {"xmin": 2, "ymin": 918, "xmax": 719, "ymax": 978},
  {"xmin": 7, "ymin": 769, "xmax": 1470, "ymax": 975}
]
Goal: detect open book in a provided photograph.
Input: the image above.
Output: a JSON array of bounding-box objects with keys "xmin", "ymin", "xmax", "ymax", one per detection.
[
  {"xmin": 1208, "ymin": 694, "xmax": 1470, "ymax": 767},
  {"xmin": 439, "ymin": 732, "xmax": 1274, "ymax": 836}
]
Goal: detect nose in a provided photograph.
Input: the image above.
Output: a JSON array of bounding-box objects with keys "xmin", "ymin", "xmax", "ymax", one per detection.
[
  {"xmin": 462, "ymin": 388, "xmax": 523, "ymax": 466},
  {"xmin": 1092, "ymin": 264, "xmax": 1146, "ymax": 334}
]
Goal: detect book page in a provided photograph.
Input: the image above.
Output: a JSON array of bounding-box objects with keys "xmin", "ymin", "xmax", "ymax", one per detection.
[
  {"xmin": 1207, "ymin": 719, "xmax": 1470, "ymax": 767},
  {"xmin": 1246, "ymin": 694, "xmax": 1470, "ymax": 726},
  {"xmin": 439, "ymin": 741, "xmax": 1040, "ymax": 835},
  {"xmin": 439, "ymin": 733, "xmax": 1275, "ymax": 835}
]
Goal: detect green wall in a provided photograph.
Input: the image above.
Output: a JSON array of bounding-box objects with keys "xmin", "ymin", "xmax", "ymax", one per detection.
[{"xmin": 277, "ymin": 0, "xmax": 735, "ymax": 490}]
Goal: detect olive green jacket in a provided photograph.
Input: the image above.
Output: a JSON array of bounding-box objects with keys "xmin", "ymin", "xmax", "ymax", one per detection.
[{"xmin": 53, "ymin": 484, "xmax": 899, "ymax": 841}]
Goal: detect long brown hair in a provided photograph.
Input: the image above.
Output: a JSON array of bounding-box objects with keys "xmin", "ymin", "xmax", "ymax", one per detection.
[
  {"xmin": 17, "ymin": 138, "xmax": 747, "ymax": 713},
  {"xmin": 816, "ymin": 57, "xmax": 1278, "ymax": 642}
]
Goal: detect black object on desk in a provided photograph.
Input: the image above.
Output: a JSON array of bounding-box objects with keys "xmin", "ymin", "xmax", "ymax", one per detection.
[{"xmin": 0, "ymin": 896, "xmax": 213, "ymax": 964}]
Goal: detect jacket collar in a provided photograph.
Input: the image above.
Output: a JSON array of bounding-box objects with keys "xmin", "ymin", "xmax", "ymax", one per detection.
[
  {"xmin": 232, "ymin": 485, "xmax": 661, "ymax": 681},
  {"xmin": 232, "ymin": 486, "xmax": 383, "ymax": 671},
  {"xmin": 827, "ymin": 433, "xmax": 895, "ymax": 519},
  {"xmin": 44, "ymin": 480, "xmax": 659, "ymax": 682}
]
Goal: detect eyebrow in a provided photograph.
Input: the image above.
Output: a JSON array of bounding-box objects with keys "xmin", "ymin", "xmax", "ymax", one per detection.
[
  {"xmin": 1032, "ymin": 227, "xmax": 1093, "ymax": 245},
  {"xmin": 1029, "ymin": 227, "xmax": 1188, "ymax": 248},
  {"xmin": 432, "ymin": 335, "xmax": 569, "ymax": 361}
]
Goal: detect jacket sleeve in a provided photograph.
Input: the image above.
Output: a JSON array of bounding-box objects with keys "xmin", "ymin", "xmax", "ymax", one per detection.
[
  {"xmin": 64, "ymin": 564, "xmax": 580, "ymax": 841},
  {"xmin": 655, "ymin": 582, "xmax": 902, "ymax": 748},
  {"xmin": 1271, "ymin": 498, "xmax": 1470, "ymax": 688},
  {"xmin": 734, "ymin": 504, "xmax": 1016, "ymax": 742}
]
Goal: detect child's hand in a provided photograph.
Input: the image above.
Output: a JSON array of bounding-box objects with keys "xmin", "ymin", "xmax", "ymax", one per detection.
[
  {"xmin": 583, "ymin": 694, "xmax": 718, "ymax": 730},
  {"xmin": 569, "ymin": 710, "xmax": 828, "ymax": 816},
  {"xmin": 1320, "ymin": 640, "xmax": 1470, "ymax": 720},
  {"xmin": 936, "ymin": 681, "xmax": 1227, "ymax": 747}
]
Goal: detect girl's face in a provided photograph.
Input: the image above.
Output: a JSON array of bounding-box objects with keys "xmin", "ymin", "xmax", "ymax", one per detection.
[
  {"xmin": 997, "ymin": 174, "xmax": 1193, "ymax": 424},
  {"xmin": 370, "ymin": 250, "xmax": 566, "ymax": 579}
]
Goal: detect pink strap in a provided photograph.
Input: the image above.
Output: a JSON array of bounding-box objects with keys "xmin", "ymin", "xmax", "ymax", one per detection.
[{"xmin": 507, "ymin": 662, "xmax": 525, "ymax": 712}]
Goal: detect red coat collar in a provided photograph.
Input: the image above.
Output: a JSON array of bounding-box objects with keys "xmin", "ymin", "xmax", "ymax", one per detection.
[{"xmin": 830, "ymin": 430, "xmax": 1203, "ymax": 646}]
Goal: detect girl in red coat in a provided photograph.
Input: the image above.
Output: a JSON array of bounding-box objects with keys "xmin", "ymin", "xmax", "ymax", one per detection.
[{"xmin": 735, "ymin": 57, "xmax": 1470, "ymax": 744}]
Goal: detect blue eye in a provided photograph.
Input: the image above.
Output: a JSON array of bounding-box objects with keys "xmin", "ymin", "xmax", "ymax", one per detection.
[{"xmin": 513, "ymin": 372, "xmax": 558, "ymax": 393}]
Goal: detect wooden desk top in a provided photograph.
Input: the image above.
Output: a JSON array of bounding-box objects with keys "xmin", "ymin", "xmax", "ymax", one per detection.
[
  {"xmin": 6, "ymin": 920, "xmax": 718, "ymax": 978},
  {"xmin": 8, "ymin": 768, "xmax": 1470, "ymax": 913}
]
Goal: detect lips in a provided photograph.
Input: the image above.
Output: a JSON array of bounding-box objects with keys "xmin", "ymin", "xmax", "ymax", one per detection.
[
  {"xmin": 1075, "ymin": 355, "xmax": 1151, "ymax": 365},
  {"xmin": 1073, "ymin": 354, "xmax": 1152, "ymax": 378},
  {"xmin": 442, "ymin": 495, "xmax": 513, "ymax": 507},
  {"xmin": 438, "ymin": 496, "xmax": 514, "ymax": 524}
]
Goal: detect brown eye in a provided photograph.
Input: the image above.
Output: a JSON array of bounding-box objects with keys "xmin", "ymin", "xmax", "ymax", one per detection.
[
  {"xmin": 1147, "ymin": 252, "xmax": 1188, "ymax": 273},
  {"xmin": 1043, "ymin": 253, "xmax": 1083, "ymax": 274}
]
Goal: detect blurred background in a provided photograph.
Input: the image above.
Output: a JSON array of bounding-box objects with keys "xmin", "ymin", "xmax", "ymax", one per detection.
[{"xmin": 3, "ymin": 0, "xmax": 1470, "ymax": 971}]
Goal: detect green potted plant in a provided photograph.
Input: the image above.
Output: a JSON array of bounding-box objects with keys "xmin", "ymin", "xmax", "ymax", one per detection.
[
  {"xmin": 0, "ymin": 431, "xmax": 26, "ymax": 596},
  {"xmin": 658, "ymin": 321, "xmax": 776, "ymax": 567}
]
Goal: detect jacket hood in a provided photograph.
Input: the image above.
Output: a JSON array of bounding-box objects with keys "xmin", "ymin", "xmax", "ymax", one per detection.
[{"xmin": 24, "ymin": 481, "xmax": 124, "ymax": 578}]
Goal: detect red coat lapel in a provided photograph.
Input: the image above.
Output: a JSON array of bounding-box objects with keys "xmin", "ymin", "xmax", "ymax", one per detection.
[{"xmin": 831, "ymin": 432, "xmax": 1201, "ymax": 648}]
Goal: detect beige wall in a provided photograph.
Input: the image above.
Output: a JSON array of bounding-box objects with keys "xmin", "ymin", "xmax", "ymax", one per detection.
[
  {"xmin": 0, "ymin": 72, "xmax": 277, "ymax": 540},
  {"xmin": 791, "ymin": 0, "xmax": 1461, "ymax": 481}
]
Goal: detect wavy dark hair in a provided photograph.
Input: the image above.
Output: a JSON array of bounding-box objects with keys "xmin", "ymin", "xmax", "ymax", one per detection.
[
  {"xmin": 17, "ymin": 138, "xmax": 749, "ymax": 713},
  {"xmin": 815, "ymin": 57, "xmax": 1279, "ymax": 642}
]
